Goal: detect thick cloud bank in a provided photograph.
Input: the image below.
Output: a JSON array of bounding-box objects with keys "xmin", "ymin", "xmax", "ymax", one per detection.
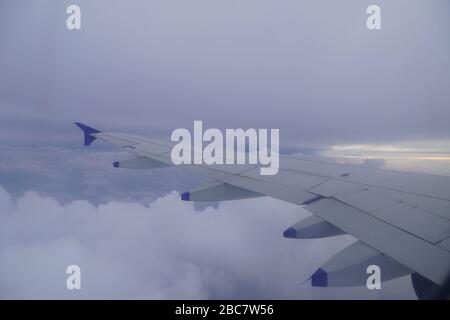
[
  {"xmin": 0, "ymin": 186, "xmax": 306, "ymax": 299},
  {"xmin": 0, "ymin": 185, "xmax": 415, "ymax": 299}
]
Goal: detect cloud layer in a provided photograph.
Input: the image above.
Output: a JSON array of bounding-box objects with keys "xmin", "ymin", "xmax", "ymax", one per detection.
[
  {"xmin": 0, "ymin": 144, "xmax": 208, "ymax": 204},
  {"xmin": 0, "ymin": 184, "xmax": 416, "ymax": 299}
]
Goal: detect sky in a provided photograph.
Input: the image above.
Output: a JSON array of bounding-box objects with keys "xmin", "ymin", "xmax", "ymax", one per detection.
[
  {"xmin": 0, "ymin": 0, "xmax": 449, "ymax": 299},
  {"xmin": 1, "ymin": 0, "xmax": 450, "ymax": 147}
]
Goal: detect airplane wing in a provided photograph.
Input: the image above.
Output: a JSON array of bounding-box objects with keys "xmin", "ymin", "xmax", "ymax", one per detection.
[{"xmin": 75, "ymin": 122, "xmax": 450, "ymax": 299}]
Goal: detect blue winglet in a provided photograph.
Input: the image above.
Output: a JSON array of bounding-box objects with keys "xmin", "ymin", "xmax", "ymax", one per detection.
[{"xmin": 75, "ymin": 122, "xmax": 101, "ymax": 146}]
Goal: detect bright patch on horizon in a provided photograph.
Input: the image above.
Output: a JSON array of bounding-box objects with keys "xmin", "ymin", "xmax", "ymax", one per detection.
[{"xmin": 323, "ymin": 140, "xmax": 450, "ymax": 176}]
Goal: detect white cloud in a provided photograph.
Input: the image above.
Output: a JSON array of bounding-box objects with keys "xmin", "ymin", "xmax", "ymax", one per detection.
[
  {"xmin": 0, "ymin": 185, "xmax": 416, "ymax": 299},
  {"xmin": 0, "ymin": 186, "xmax": 317, "ymax": 299}
]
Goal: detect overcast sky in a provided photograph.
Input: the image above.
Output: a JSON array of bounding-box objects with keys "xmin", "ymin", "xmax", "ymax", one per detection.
[
  {"xmin": 1, "ymin": 0, "xmax": 450, "ymax": 147},
  {"xmin": 0, "ymin": 0, "xmax": 449, "ymax": 299}
]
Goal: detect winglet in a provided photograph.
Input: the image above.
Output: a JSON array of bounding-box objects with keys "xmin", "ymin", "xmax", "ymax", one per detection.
[{"xmin": 75, "ymin": 122, "xmax": 101, "ymax": 146}]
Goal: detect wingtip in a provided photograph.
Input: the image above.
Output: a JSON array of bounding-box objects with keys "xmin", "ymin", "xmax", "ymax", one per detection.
[
  {"xmin": 75, "ymin": 122, "xmax": 101, "ymax": 133},
  {"xmin": 74, "ymin": 122, "xmax": 84, "ymax": 132},
  {"xmin": 75, "ymin": 122, "xmax": 101, "ymax": 146}
]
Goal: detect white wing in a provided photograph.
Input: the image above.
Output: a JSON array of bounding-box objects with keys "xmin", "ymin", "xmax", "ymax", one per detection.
[{"xmin": 76, "ymin": 123, "xmax": 450, "ymax": 299}]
